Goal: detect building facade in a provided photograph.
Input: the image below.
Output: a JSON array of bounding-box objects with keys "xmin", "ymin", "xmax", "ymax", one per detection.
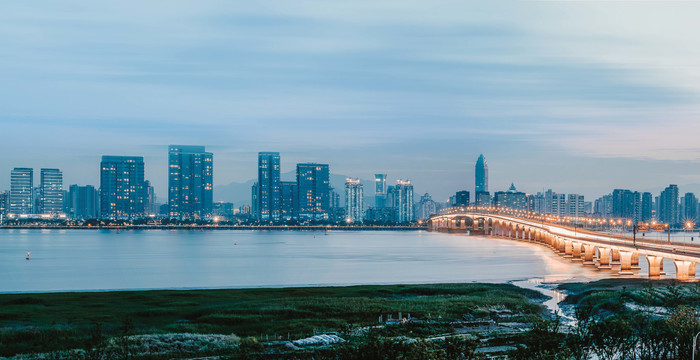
[
  {"xmin": 344, "ymin": 178, "xmax": 363, "ymax": 223},
  {"xmin": 39, "ymin": 168, "xmax": 63, "ymax": 215},
  {"xmin": 168, "ymin": 145, "xmax": 214, "ymax": 219},
  {"xmin": 641, "ymin": 192, "xmax": 653, "ymax": 222},
  {"xmin": 455, "ymin": 191, "xmax": 469, "ymax": 207},
  {"xmin": 659, "ymin": 185, "xmax": 679, "ymax": 226},
  {"xmin": 494, "ymin": 184, "xmax": 527, "ymax": 211},
  {"xmin": 375, "ymin": 174, "xmax": 387, "ymax": 208},
  {"xmin": 475, "ymin": 154, "xmax": 488, "ymax": 193},
  {"xmin": 280, "ymin": 181, "xmax": 297, "ymax": 221},
  {"xmin": 296, "ymin": 163, "xmax": 330, "ymax": 221},
  {"xmin": 257, "ymin": 152, "xmax": 281, "ymax": 221},
  {"xmin": 68, "ymin": 185, "xmax": 98, "ymax": 219},
  {"xmin": 10, "ymin": 168, "xmax": 33, "ymax": 215},
  {"xmin": 567, "ymin": 194, "xmax": 585, "ymax": 217},
  {"xmin": 388, "ymin": 180, "xmax": 414, "ymax": 223},
  {"xmin": 100, "ymin": 156, "xmax": 146, "ymax": 218}
]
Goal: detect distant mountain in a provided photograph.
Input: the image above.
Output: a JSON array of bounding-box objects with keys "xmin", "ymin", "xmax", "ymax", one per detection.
[{"xmin": 214, "ymin": 171, "xmax": 374, "ymax": 206}]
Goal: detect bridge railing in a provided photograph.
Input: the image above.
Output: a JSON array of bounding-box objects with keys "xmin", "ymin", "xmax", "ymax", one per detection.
[{"xmin": 434, "ymin": 206, "xmax": 694, "ymax": 243}]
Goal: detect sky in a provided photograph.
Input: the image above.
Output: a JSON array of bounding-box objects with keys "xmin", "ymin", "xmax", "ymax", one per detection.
[{"xmin": 3, "ymin": 1, "xmax": 700, "ymax": 202}]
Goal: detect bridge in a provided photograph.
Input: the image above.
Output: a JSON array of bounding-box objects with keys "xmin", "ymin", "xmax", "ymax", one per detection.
[{"xmin": 427, "ymin": 212, "xmax": 700, "ymax": 281}]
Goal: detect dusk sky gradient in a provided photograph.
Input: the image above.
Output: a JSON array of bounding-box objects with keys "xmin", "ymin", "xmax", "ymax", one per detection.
[{"xmin": 3, "ymin": 1, "xmax": 700, "ymax": 202}]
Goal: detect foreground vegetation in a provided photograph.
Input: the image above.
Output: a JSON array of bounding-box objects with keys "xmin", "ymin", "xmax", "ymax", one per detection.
[
  {"xmin": 5, "ymin": 280, "xmax": 700, "ymax": 359},
  {"xmin": 0, "ymin": 283, "xmax": 544, "ymax": 358},
  {"xmin": 511, "ymin": 279, "xmax": 700, "ymax": 359}
]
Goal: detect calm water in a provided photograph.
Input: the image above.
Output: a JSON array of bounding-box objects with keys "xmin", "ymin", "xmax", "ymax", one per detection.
[{"xmin": 1, "ymin": 229, "xmax": 622, "ymax": 293}]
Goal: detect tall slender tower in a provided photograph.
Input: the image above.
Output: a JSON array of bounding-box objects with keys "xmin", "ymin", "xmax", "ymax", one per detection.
[
  {"xmin": 257, "ymin": 152, "xmax": 281, "ymax": 221},
  {"xmin": 475, "ymin": 154, "xmax": 488, "ymax": 193},
  {"xmin": 375, "ymin": 174, "xmax": 387, "ymax": 208},
  {"xmin": 345, "ymin": 178, "xmax": 363, "ymax": 223}
]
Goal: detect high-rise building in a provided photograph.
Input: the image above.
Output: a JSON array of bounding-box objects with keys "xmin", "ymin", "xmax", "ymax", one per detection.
[
  {"xmin": 296, "ymin": 163, "xmax": 330, "ymax": 220},
  {"xmin": 475, "ymin": 154, "xmax": 488, "ymax": 193},
  {"xmin": 641, "ymin": 192, "xmax": 653, "ymax": 222},
  {"xmin": 344, "ymin": 178, "xmax": 363, "ymax": 223},
  {"xmin": 682, "ymin": 192, "xmax": 698, "ymax": 222},
  {"xmin": 168, "ymin": 145, "xmax": 213, "ymax": 219},
  {"xmin": 611, "ymin": 189, "xmax": 640, "ymax": 221},
  {"xmin": 475, "ymin": 191, "xmax": 490, "ymax": 207},
  {"xmin": 594, "ymin": 194, "xmax": 613, "ymax": 218},
  {"xmin": 455, "ymin": 191, "xmax": 469, "ymax": 207},
  {"xmin": 280, "ymin": 181, "xmax": 297, "ymax": 220},
  {"xmin": 567, "ymin": 194, "xmax": 585, "ymax": 217},
  {"xmin": 533, "ymin": 192, "xmax": 546, "ymax": 214},
  {"xmin": 388, "ymin": 180, "xmax": 414, "ymax": 223},
  {"xmin": 100, "ymin": 156, "xmax": 146, "ymax": 218},
  {"xmin": 375, "ymin": 174, "xmax": 387, "ymax": 208},
  {"xmin": 659, "ymin": 185, "xmax": 679, "ymax": 226},
  {"xmin": 494, "ymin": 183, "xmax": 527, "ymax": 211},
  {"xmin": 145, "ymin": 180, "xmax": 156, "ymax": 216},
  {"xmin": 10, "ymin": 168, "xmax": 33, "ymax": 215},
  {"xmin": 416, "ymin": 193, "xmax": 437, "ymax": 220},
  {"xmin": 39, "ymin": 168, "xmax": 63, "ymax": 215},
  {"xmin": 251, "ymin": 182, "xmax": 259, "ymax": 218},
  {"xmin": 551, "ymin": 193, "xmax": 567, "ymax": 217},
  {"xmin": 0, "ymin": 191, "xmax": 8, "ymax": 220},
  {"xmin": 68, "ymin": 185, "xmax": 98, "ymax": 219},
  {"xmin": 257, "ymin": 152, "xmax": 281, "ymax": 221}
]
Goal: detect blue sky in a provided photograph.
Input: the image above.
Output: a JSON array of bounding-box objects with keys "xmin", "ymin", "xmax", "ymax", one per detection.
[{"xmin": 3, "ymin": 1, "xmax": 700, "ymax": 202}]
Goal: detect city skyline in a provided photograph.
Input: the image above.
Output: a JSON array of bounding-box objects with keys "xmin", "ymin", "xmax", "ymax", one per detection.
[{"xmin": 4, "ymin": 2, "xmax": 700, "ymax": 200}]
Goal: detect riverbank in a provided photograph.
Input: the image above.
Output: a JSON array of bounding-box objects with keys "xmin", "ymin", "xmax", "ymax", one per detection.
[
  {"xmin": 0, "ymin": 225, "xmax": 423, "ymax": 230},
  {"xmin": 0, "ymin": 283, "xmax": 546, "ymax": 358}
]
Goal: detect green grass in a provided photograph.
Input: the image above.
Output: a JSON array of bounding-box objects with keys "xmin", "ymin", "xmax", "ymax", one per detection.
[{"xmin": 0, "ymin": 283, "xmax": 544, "ymax": 357}]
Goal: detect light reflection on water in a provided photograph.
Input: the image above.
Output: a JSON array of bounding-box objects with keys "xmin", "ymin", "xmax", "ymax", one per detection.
[{"xmin": 0, "ymin": 229, "xmax": 674, "ymax": 294}]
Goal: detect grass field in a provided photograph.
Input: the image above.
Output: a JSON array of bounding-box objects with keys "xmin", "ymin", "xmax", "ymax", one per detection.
[{"xmin": 0, "ymin": 283, "xmax": 545, "ymax": 357}]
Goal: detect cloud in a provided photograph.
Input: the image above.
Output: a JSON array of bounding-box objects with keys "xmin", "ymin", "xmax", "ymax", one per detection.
[{"xmin": 1, "ymin": 0, "xmax": 700, "ymax": 199}]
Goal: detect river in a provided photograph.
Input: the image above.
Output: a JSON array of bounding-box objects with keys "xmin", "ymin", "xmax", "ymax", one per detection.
[{"xmin": 0, "ymin": 229, "xmax": 628, "ymax": 294}]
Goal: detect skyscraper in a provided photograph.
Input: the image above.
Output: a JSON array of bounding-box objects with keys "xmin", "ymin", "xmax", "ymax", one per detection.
[
  {"xmin": 455, "ymin": 191, "xmax": 469, "ymax": 207},
  {"xmin": 10, "ymin": 168, "xmax": 33, "ymax": 214},
  {"xmin": 0, "ymin": 191, "xmax": 9, "ymax": 220},
  {"xmin": 682, "ymin": 192, "xmax": 697, "ymax": 222},
  {"xmin": 344, "ymin": 178, "xmax": 363, "ymax": 223},
  {"xmin": 641, "ymin": 192, "xmax": 653, "ymax": 221},
  {"xmin": 257, "ymin": 152, "xmax": 281, "ymax": 221},
  {"xmin": 375, "ymin": 174, "xmax": 387, "ymax": 208},
  {"xmin": 389, "ymin": 180, "xmax": 414, "ymax": 223},
  {"xmin": 68, "ymin": 185, "xmax": 98, "ymax": 219},
  {"xmin": 280, "ymin": 181, "xmax": 297, "ymax": 220},
  {"xmin": 168, "ymin": 145, "xmax": 214, "ymax": 219},
  {"xmin": 296, "ymin": 163, "xmax": 330, "ymax": 220},
  {"xmin": 659, "ymin": 185, "xmax": 679, "ymax": 226},
  {"xmin": 100, "ymin": 156, "xmax": 146, "ymax": 218},
  {"xmin": 40, "ymin": 168, "xmax": 63, "ymax": 214},
  {"xmin": 567, "ymin": 194, "xmax": 585, "ymax": 217},
  {"xmin": 475, "ymin": 154, "xmax": 488, "ymax": 193},
  {"xmin": 551, "ymin": 193, "xmax": 566, "ymax": 217}
]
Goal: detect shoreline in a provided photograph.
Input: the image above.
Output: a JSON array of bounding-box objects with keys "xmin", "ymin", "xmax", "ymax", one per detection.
[{"xmin": 0, "ymin": 225, "xmax": 424, "ymax": 231}]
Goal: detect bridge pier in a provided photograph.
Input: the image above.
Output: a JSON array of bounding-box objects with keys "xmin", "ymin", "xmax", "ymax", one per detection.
[
  {"xmin": 619, "ymin": 251, "xmax": 635, "ymax": 275},
  {"xmin": 556, "ymin": 237, "xmax": 566, "ymax": 254},
  {"xmin": 571, "ymin": 242, "xmax": 583, "ymax": 262},
  {"xmin": 610, "ymin": 249, "xmax": 621, "ymax": 266},
  {"xmin": 646, "ymin": 255, "xmax": 664, "ymax": 277},
  {"xmin": 563, "ymin": 240, "xmax": 573, "ymax": 258},
  {"xmin": 582, "ymin": 244, "xmax": 596, "ymax": 265},
  {"xmin": 631, "ymin": 252, "xmax": 641, "ymax": 270},
  {"xmin": 597, "ymin": 247, "xmax": 612, "ymax": 269},
  {"xmin": 673, "ymin": 260, "xmax": 696, "ymax": 281}
]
